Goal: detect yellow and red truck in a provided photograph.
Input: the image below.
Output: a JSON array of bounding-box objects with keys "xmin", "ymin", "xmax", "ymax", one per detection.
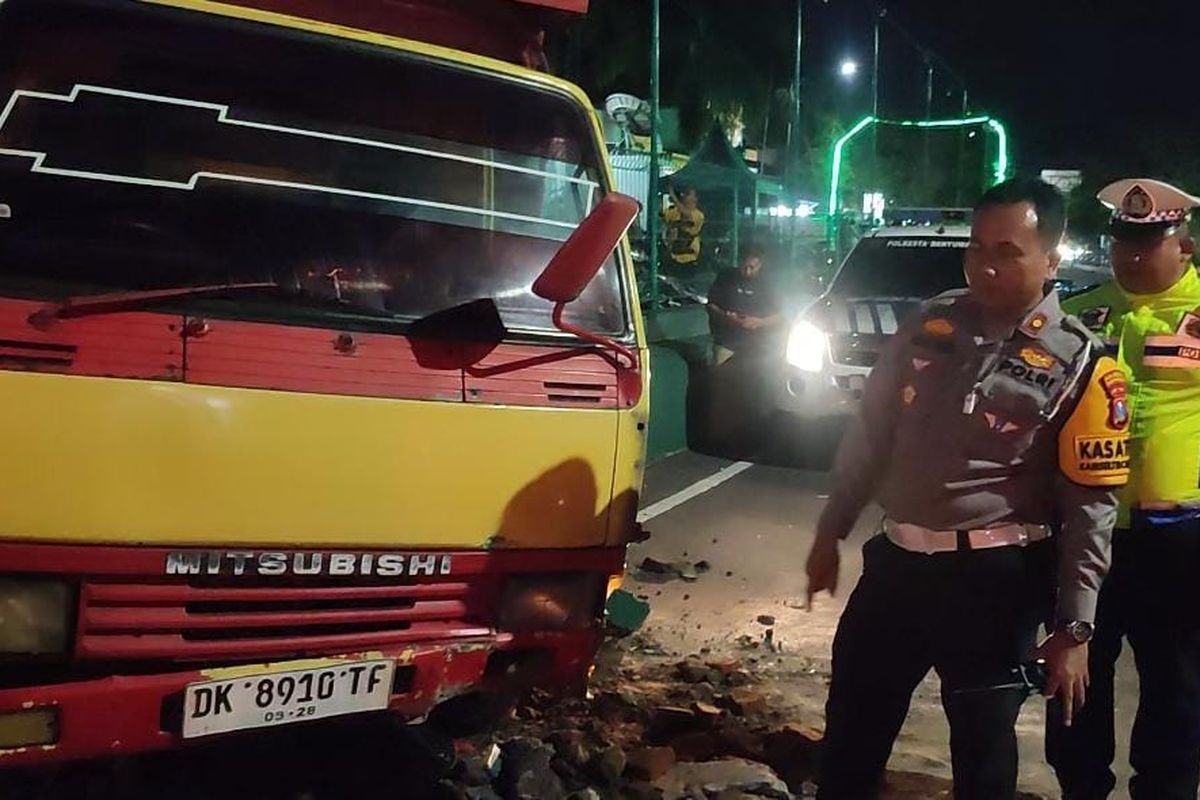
[{"xmin": 0, "ymin": 0, "xmax": 647, "ymax": 764}]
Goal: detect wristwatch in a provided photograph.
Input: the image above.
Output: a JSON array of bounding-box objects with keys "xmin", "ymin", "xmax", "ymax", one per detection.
[{"xmin": 1058, "ymin": 620, "xmax": 1095, "ymax": 644}]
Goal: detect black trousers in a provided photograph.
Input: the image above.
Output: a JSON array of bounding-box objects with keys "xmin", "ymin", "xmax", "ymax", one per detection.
[
  {"xmin": 818, "ymin": 533, "xmax": 1054, "ymax": 800},
  {"xmin": 1046, "ymin": 518, "xmax": 1200, "ymax": 800}
]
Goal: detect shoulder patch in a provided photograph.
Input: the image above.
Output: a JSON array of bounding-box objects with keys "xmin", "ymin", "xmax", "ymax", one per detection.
[
  {"xmin": 1058, "ymin": 355, "xmax": 1131, "ymax": 487},
  {"xmin": 1019, "ymin": 346, "xmax": 1055, "ymax": 369},
  {"xmin": 922, "ymin": 318, "xmax": 955, "ymax": 337}
]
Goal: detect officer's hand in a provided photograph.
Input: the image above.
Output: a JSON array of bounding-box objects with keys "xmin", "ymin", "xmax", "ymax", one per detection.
[
  {"xmin": 804, "ymin": 534, "xmax": 840, "ymax": 609},
  {"xmin": 1038, "ymin": 632, "xmax": 1090, "ymax": 726}
]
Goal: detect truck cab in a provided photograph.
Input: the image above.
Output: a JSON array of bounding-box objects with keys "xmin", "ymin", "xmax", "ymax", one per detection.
[{"xmin": 0, "ymin": 0, "xmax": 644, "ymax": 765}]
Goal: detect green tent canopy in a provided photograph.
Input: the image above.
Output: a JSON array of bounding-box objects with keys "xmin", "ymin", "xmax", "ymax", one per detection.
[{"xmin": 664, "ymin": 125, "xmax": 786, "ymax": 263}]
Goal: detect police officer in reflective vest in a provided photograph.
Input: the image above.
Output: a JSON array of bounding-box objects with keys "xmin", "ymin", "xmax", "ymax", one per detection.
[
  {"xmin": 1047, "ymin": 178, "xmax": 1200, "ymax": 800},
  {"xmin": 805, "ymin": 178, "xmax": 1129, "ymax": 799}
]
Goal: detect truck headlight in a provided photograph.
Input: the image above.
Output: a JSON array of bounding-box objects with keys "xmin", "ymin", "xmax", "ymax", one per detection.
[
  {"xmin": 786, "ymin": 320, "xmax": 829, "ymax": 372},
  {"xmin": 497, "ymin": 574, "xmax": 605, "ymax": 632},
  {"xmin": 0, "ymin": 579, "xmax": 73, "ymax": 655}
]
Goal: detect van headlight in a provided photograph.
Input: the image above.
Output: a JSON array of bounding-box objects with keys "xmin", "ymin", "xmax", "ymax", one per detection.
[
  {"xmin": 0, "ymin": 579, "xmax": 73, "ymax": 655},
  {"xmin": 786, "ymin": 320, "xmax": 829, "ymax": 372}
]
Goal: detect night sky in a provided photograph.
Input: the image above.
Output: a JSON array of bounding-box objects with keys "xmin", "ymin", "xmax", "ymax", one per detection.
[
  {"xmin": 571, "ymin": 0, "xmax": 1200, "ymax": 188},
  {"xmin": 782, "ymin": 0, "xmax": 1200, "ymax": 178},
  {"xmin": 875, "ymin": 0, "xmax": 1200, "ymax": 176}
]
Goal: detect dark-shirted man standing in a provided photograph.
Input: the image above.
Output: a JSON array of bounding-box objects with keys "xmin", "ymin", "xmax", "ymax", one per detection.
[{"xmin": 805, "ymin": 179, "xmax": 1130, "ymax": 799}]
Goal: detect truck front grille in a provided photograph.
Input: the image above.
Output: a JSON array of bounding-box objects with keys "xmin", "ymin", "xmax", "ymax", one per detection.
[{"xmin": 77, "ymin": 579, "xmax": 493, "ymax": 662}]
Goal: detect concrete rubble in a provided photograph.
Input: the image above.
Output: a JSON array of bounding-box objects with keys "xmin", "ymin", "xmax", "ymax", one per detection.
[
  {"xmin": 424, "ymin": 630, "xmax": 1051, "ymax": 800},
  {"xmin": 425, "ymin": 644, "xmax": 814, "ymax": 800},
  {"xmin": 0, "ymin": 628, "xmax": 1047, "ymax": 800}
]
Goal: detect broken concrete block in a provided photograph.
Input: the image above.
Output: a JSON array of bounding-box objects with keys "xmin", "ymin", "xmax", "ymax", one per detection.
[
  {"xmin": 673, "ymin": 561, "xmax": 699, "ymax": 582},
  {"xmin": 566, "ymin": 789, "xmax": 602, "ymax": 800},
  {"xmin": 727, "ymin": 688, "xmax": 768, "ymax": 717},
  {"xmin": 591, "ymin": 744, "xmax": 627, "ymax": 785},
  {"xmin": 466, "ymin": 789, "xmax": 505, "ymax": 800},
  {"xmin": 452, "ymin": 754, "xmax": 495, "ymax": 787},
  {"xmin": 498, "ymin": 737, "xmax": 565, "ymax": 800},
  {"xmin": 624, "ymin": 781, "xmax": 666, "ymax": 800},
  {"xmin": 434, "ymin": 780, "xmax": 471, "ymax": 800},
  {"xmin": 657, "ymin": 759, "xmax": 791, "ymax": 800},
  {"xmin": 762, "ymin": 725, "xmax": 823, "ymax": 791},
  {"xmin": 668, "ymin": 731, "xmax": 719, "ymax": 762},
  {"xmin": 550, "ymin": 755, "xmax": 587, "ymax": 791},
  {"xmin": 711, "ymin": 791, "xmax": 763, "ymax": 800},
  {"xmin": 726, "ymin": 670, "xmax": 754, "ymax": 688},
  {"xmin": 714, "ymin": 722, "xmax": 765, "ymax": 760},
  {"xmin": 675, "ymin": 659, "xmax": 722, "ymax": 685},
  {"xmin": 705, "ymin": 657, "xmax": 743, "ymax": 677},
  {"xmin": 626, "ymin": 746, "xmax": 678, "ymax": 782},
  {"xmin": 648, "ymin": 706, "xmax": 699, "ymax": 743},
  {"xmin": 548, "ymin": 730, "xmax": 590, "ymax": 768},
  {"xmin": 639, "ymin": 557, "xmax": 675, "ymax": 574},
  {"xmin": 593, "ymin": 689, "xmax": 642, "ymax": 724}
]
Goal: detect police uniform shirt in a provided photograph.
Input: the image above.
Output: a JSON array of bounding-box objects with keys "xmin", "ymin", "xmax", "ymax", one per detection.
[
  {"xmin": 1066, "ymin": 265, "xmax": 1200, "ymax": 521},
  {"xmin": 818, "ymin": 289, "xmax": 1130, "ymax": 622}
]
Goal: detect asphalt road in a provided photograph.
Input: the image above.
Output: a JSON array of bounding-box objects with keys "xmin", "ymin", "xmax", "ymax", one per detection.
[{"xmin": 631, "ymin": 450, "xmax": 1141, "ymax": 799}]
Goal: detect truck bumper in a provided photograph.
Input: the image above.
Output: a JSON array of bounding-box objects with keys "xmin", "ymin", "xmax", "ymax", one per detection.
[{"xmin": 0, "ymin": 630, "xmax": 597, "ymax": 768}]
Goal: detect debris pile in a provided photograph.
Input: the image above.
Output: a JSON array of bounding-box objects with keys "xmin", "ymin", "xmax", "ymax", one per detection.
[
  {"xmin": 429, "ymin": 635, "xmax": 1050, "ymax": 800},
  {"xmin": 432, "ymin": 651, "xmax": 821, "ymax": 800}
]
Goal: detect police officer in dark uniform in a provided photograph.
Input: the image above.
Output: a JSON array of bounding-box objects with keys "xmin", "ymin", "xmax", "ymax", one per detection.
[{"xmin": 805, "ymin": 179, "xmax": 1129, "ymax": 799}]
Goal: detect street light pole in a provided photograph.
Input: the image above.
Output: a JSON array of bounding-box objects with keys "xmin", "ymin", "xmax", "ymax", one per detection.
[
  {"xmin": 925, "ymin": 60, "xmax": 935, "ymax": 119},
  {"xmin": 923, "ymin": 56, "xmax": 933, "ymax": 201},
  {"xmin": 870, "ymin": 6, "xmax": 881, "ymax": 197},
  {"xmin": 793, "ymin": 0, "xmax": 803, "ymax": 172},
  {"xmin": 871, "ymin": 11, "xmax": 881, "ymax": 119},
  {"xmin": 647, "ymin": 0, "xmax": 661, "ymax": 307},
  {"xmin": 956, "ymin": 88, "xmax": 969, "ymax": 205},
  {"xmin": 791, "ymin": 0, "xmax": 803, "ymax": 270}
]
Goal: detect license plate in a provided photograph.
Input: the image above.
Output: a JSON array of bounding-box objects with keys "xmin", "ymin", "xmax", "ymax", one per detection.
[{"xmin": 181, "ymin": 659, "xmax": 394, "ymax": 739}]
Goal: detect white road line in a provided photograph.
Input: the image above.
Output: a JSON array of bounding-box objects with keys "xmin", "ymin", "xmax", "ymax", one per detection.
[{"xmin": 636, "ymin": 461, "xmax": 755, "ymax": 523}]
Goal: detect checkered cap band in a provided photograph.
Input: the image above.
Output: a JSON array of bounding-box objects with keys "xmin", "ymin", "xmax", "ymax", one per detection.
[{"xmin": 1113, "ymin": 207, "xmax": 1190, "ymax": 224}]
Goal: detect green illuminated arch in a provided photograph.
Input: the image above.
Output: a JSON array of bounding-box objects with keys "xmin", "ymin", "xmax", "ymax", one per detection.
[{"xmin": 825, "ymin": 115, "xmax": 1010, "ymax": 243}]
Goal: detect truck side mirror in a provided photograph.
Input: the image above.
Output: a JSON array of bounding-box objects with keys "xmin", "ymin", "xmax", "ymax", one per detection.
[
  {"xmin": 532, "ymin": 192, "xmax": 639, "ymax": 303},
  {"xmin": 532, "ymin": 191, "xmax": 642, "ymax": 407}
]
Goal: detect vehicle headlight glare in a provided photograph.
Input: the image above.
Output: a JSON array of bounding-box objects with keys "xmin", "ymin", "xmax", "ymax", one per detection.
[{"xmin": 786, "ymin": 320, "xmax": 828, "ymax": 372}]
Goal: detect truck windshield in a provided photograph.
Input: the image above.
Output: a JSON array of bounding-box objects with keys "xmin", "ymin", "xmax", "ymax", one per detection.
[
  {"xmin": 0, "ymin": 0, "xmax": 628, "ymax": 336},
  {"xmin": 832, "ymin": 236, "xmax": 968, "ymax": 299}
]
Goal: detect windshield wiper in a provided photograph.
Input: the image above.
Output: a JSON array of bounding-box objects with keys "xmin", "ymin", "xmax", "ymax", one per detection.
[{"xmin": 26, "ymin": 282, "xmax": 279, "ymax": 329}]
